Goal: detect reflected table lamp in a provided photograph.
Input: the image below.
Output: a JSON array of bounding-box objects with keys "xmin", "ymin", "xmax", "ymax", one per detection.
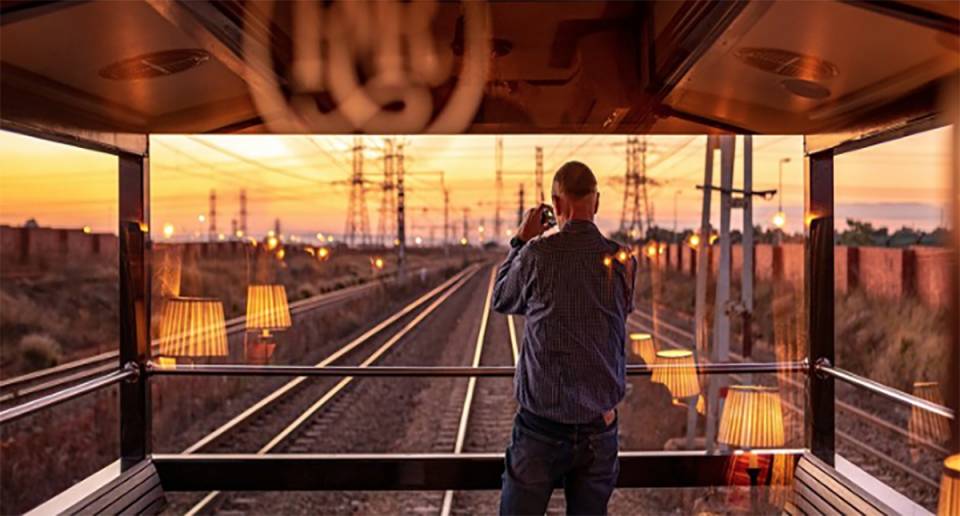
[
  {"xmin": 628, "ymin": 333, "xmax": 656, "ymax": 366},
  {"xmin": 651, "ymin": 349, "xmax": 700, "ymax": 401},
  {"xmin": 157, "ymin": 297, "xmax": 229, "ymax": 367},
  {"xmin": 718, "ymin": 385, "xmax": 786, "ymax": 490},
  {"xmin": 245, "ymin": 284, "xmax": 292, "ymax": 364},
  {"xmin": 909, "ymin": 381, "xmax": 950, "ymax": 447},
  {"xmin": 939, "ymin": 454, "xmax": 960, "ymax": 515}
]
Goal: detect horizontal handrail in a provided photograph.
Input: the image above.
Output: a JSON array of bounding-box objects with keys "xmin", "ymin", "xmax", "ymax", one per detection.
[
  {"xmin": 0, "ymin": 364, "xmax": 137, "ymax": 425},
  {"xmin": 815, "ymin": 361, "xmax": 955, "ymax": 419},
  {"xmin": 146, "ymin": 360, "xmax": 807, "ymax": 377}
]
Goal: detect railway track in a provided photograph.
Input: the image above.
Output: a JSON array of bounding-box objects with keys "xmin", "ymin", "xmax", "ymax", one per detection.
[
  {"xmin": 628, "ymin": 303, "xmax": 944, "ymax": 510},
  {"xmin": 167, "ymin": 264, "xmax": 487, "ymax": 514}
]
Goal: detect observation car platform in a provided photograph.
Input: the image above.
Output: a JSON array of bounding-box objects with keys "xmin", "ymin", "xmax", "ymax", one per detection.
[{"xmin": 0, "ymin": 0, "xmax": 958, "ymax": 514}]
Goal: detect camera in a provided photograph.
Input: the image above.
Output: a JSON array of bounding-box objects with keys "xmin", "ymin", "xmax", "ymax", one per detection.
[{"xmin": 541, "ymin": 204, "xmax": 557, "ymax": 229}]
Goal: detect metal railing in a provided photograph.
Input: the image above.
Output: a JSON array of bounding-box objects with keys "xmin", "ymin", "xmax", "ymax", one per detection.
[
  {"xmin": 0, "ymin": 363, "xmax": 138, "ymax": 425},
  {"xmin": 814, "ymin": 359, "xmax": 955, "ymax": 419},
  {"xmin": 3, "ymin": 357, "xmax": 955, "ymax": 427},
  {"xmin": 145, "ymin": 360, "xmax": 806, "ymax": 377}
]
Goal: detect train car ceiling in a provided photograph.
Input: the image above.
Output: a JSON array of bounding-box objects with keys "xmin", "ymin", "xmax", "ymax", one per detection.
[{"xmin": 0, "ymin": 0, "xmax": 957, "ymax": 135}]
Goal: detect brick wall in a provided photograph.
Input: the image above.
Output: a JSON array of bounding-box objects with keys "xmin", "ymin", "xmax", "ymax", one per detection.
[
  {"xmin": 654, "ymin": 240, "xmax": 955, "ymax": 310},
  {"xmin": 0, "ymin": 225, "xmax": 118, "ymax": 266},
  {"xmin": 912, "ymin": 246, "xmax": 955, "ymax": 308}
]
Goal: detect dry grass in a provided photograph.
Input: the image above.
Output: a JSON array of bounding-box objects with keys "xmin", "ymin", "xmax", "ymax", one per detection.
[{"xmin": 636, "ymin": 264, "xmax": 950, "ymax": 391}]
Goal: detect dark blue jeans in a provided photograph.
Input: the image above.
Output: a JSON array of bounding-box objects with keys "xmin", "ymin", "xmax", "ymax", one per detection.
[{"xmin": 500, "ymin": 408, "xmax": 619, "ymax": 515}]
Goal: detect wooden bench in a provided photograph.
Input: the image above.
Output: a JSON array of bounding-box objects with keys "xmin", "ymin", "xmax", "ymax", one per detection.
[
  {"xmin": 29, "ymin": 460, "xmax": 165, "ymax": 515},
  {"xmin": 784, "ymin": 453, "xmax": 895, "ymax": 516}
]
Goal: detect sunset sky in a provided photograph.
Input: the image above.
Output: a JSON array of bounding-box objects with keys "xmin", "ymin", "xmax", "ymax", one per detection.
[{"xmin": 0, "ymin": 127, "xmax": 952, "ymax": 243}]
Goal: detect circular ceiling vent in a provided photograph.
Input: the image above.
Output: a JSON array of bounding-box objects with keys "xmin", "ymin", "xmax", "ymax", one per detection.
[
  {"xmin": 781, "ymin": 78, "xmax": 831, "ymax": 99},
  {"xmin": 734, "ymin": 48, "xmax": 839, "ymax": 81},
  {"xmin": 99, "ymin": 49, "xmax": 210, "ymax": 80}
]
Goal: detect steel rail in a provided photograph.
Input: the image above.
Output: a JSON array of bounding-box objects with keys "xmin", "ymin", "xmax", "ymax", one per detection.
[
  {"xmin": 184, "ymin": 264, "xmax": 484, "ymax": 515},
  {"xmin": 180, "ymin": 265, "xmax": 479, "ymax": 455},
  {"xmin": 440, "ymin": 267, "xmax": 497, "ymax": 516},
  {"xmin": 0, "ymin": 364, "xmax": 137, "ymax": 425}
]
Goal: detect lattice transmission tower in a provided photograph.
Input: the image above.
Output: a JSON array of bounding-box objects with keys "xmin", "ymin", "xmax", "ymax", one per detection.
[
  {"xmin": 378, "ymin": 139, "xmax": 397, "ymax": 246},
  {"xmin": 619, "ymin": 137, "xmax": 651, "ymax": 240},
  {"xmin": 344, "ymin": 136, "xmax": 371, "ymax": 246}
]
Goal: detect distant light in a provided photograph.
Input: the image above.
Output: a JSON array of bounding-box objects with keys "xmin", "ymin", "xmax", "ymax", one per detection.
[
  {"xmin": 163, "ymin": 223, "xmax": 175, "ymax": 239},
  {"xmin": 198, "ymin": 214, "xmax": 206, "ymax": 223},
  {"xmin": 373, "ymin": 257, "xmax": 385, "ymax": 269},
  {"xmin": 394, "ymin": 238, "xmax": 400, "ymax": 246},
  {"xmin": 415, "ymin": 236, "xmax": 423, "ymax": 245},
  {"xmin": 506, "ymin": 229, "xmax": 513, "ymax": 236},
  {"xmin": 318, "ymin": 247, "xmax": 330, "ymax": 259},
  {"xmin": 82, "ymin": 226, "xmax": 92, "ymax": 234},
  {"xmin": 617, "ymin": 250, "xmax": 628, "ymax": 262},
  {"xmin": 460, "ymin": 237, "xmax": 468, "ymax": 246},
  {"xmin": 236, "ymin": 230, "xmax": 245, "ymax": 238},
  {"xmin": 688, "ymin": 234, "xmax": 700, "ymax": 248},
  {"xmin": 646, "ymin": 245, "xmax": 657, "ymax": 257},
  {"xmin": 267, "ymin": 236, "xmax": 279, "ymax": 250},
  {"xmin": 603, "ymin": 256, "xmax": 613, "ymax": 267},
  {"xmin": 275, "ymin": 249, "xmax": 285, "ymax": 260},
  {"xmin": 709, "ymin": 234, "xmax": 719, "ymax": 245},
  {"xmin": 658, "ymin": 244, "xmax": 666, "ymax": 255},
  {"xmin": 268, "ymin": 229, "xmax": 276, "ymax": 237},
  {"xmin": 772, "ymin": 211, "xmax": 786, "ymax": 228},
  {"xmin": 478, "ymin": 225, "xmax": 485, "ymax": 233},
  {"xmin": 316, "ymin": 232, "xmax": 324, "ymax": 240},
  {"xmin": 217, "ymin": 233, "xmax": 226, "ymax": 241},
  {"xmin": 305, "ymin": 247, "xmax": 315, "ymax": 256},
  {"xmin": 327, "ymin": 235, "xmax": 334, "ymax": 242}
]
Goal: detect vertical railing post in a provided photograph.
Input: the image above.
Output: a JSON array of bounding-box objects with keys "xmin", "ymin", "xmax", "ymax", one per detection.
[
  {"xmin": 804, "ymin": 148, "xmax": 835, "ymax": 465},
  {"xmin": 119, "ymin": 150, "xmax": 151, "ymax": 470},
  {"xmin": 947, "ymin": 91, "xmax": 960, "ymax": 455}
]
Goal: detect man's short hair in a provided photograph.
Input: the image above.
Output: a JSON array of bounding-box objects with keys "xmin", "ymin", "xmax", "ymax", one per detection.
[{"xmin": 553, "ymin": 161, "xmax": 598, "ymax": 199}]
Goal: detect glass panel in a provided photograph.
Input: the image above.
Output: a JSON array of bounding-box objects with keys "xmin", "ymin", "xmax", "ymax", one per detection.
[
  {"xmin": 0, "ymin": 130, "xmax": 119, "ymax": 373},
  {"xmin": 633, "ymin": 135, "xmax": 807, "ymax": 451},
  {"xmin": 0, "ymin": 130, "xmax": 120, "ymax": 511},
  {"xmin": 833, "ymin": 125, "xmax": 955, "ymax": 511},
  {"xmin": 0, "ymin": 385, "xmax": 120, "ymax": 513},
  {"xmin": 147, "ymin": 135, "xmax": 809, "ymax": 471}
]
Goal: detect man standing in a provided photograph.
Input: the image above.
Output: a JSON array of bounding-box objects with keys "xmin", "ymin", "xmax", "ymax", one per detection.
[{"xmin": 494, "ymin": 161, "xmax": 636, "ymax": 515}]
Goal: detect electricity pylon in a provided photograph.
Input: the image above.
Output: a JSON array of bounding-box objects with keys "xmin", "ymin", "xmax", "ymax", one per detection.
[{"xmin": 344, "ymin": 136, "xmax": 371, "ymax": 246}]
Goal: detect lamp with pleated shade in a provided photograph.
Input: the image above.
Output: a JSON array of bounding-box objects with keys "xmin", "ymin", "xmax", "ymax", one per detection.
[
  {"xmin": 651, "ymin": 349, "xmax": 699, "ymax": 399},
  {"xmin": 938, "ymin": 454, "xmax": 960, "ymax": 515},
  {"xmin": 718, "ymin": 385, "xmax": 786, "ymax": 490},
  {"xmin": 157, "ymin": 297, "xmax": 229, "ymax": 366},
  {"xmin": 909, "ymin": 381, "xmax": 950, "ymax": 446},
  {"xmin": 628, "ymin": 333, "xmax": 656, "ymax": 365},
  {"xmin": 244, "ymin": 284, "xmax": 292, "ymax": 364}
]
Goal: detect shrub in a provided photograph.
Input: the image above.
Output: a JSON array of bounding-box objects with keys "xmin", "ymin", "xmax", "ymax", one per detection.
[{"xmin": 19, "ymin": 334, "xmax": 62, "ymax": 371}]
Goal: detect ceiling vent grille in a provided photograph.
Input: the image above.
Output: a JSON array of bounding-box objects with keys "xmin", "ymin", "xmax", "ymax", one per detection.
[
  {"xmin": 734, "ymin": 48, "xmax": 839, "ymax": 81},
  {"xmin": 99, "ymin": 49, "xmax": 210, "ymax": 81}
]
